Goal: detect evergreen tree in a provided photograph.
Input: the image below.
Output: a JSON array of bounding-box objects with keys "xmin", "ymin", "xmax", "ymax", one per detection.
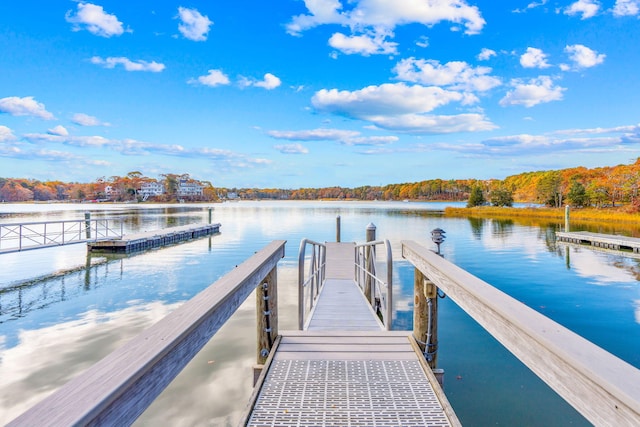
[
  {"xmin": 490, "ymin": 187, "xmax": 514, "ymax": 207},
  {"xmin": 467, "ymin": 185, "xmax": 485, "ymax": 207},
  {"xmin": 566, "ymin": 181, "xmax": 589, "ymax": 207}
]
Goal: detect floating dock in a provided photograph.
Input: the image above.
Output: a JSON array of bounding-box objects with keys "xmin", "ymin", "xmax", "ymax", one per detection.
[
  {"xmin": 556, "ymin": 231, "xmax": 640, "ymax": 253},
  {"xmin": 243, "ymin": 242, "xmax": 458, "ymax": 426},
  {"xmin": 87, "ymin": 223, "xmax": 220, "ymax": 253}
]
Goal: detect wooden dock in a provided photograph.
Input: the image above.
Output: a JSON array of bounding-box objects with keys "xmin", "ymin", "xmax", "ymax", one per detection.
[
  {"xmin": 556, "ymin": 231, "xmax": 640, "ymax": 253},
  {"xmin": 244, "ymin": 242, "xmax": 459, "ymax": 426},
  {"xmin": 9, "ymin": 237, "xmax": 640, "ymax": 426},
  {"xmin": 87, "ymin": 223, "xmax": 220, "ymax": 253}
]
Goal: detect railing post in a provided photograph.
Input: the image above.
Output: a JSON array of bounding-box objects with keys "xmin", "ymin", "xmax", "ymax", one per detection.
[
  {"xmin": 298, "ymin": 240, "xmax": 306, "ymax": 330},
  {"xmin": 336, "ymin": 215, "xmax": 341, "ymax": 242},
  {"xmin": 413, "ymin": 269, "xmax": 439, "ymax": 369},
  {"xmin": 365, "ymin": 223, "xmax": 376, "ymax": 303},
  {"xmin": 256, "ymin": 267, "xmax": 278, "ymax": 366},
  {"xmin": 84, "ymin": 212, "xmax": 91, "ymax": 239},
  {"xmin": 385, "ymin": 239, "xmax": 393, "ymax": 331}
]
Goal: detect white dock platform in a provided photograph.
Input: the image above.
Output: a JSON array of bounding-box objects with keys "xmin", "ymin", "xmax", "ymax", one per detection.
[
  {"xmin": 557, "ymin": 231, "xmax": 640, "ymax": 253},
  {"xmin": 87, "ymin": 223, "xmax": 220, "ymax": 253}
]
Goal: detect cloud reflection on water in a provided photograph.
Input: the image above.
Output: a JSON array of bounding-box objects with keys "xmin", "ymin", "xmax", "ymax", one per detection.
[{"xmin": 0, "ymin": 301, "xmax": 181, "ymax": 424}]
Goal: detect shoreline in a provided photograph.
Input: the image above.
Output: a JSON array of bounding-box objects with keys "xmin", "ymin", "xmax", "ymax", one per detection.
[{"xmin": 445, "ymin": 206, "xmax": 640, "ymax": 225}]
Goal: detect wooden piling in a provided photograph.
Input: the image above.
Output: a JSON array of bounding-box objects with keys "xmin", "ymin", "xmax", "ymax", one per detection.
[
  {"xmin": 256, "ymin": 267, "xmax": 278, "ymax": 365},
  {"xmin": 84, "ymin": 212, "xmax": 91, "ymax": 240},
  {"xmin": 336, "ymin": 215, "xmax": 341, "ymax": 242},
  {"xmin": 413, "ymin": 268, "xmax": 439, "ymax": 369}
]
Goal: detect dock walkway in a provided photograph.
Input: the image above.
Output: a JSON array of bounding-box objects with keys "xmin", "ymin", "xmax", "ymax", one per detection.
[
  {"xmin": 245, "ymin": 242, "xmax": 458, "ymax": 426},
  {"xmin": 87, "ymin": 223, "xmax": 220, "ymax": 253},
  {"xmin": 557, "ymin": 231, "xmax": 640, "ymax": 253}
]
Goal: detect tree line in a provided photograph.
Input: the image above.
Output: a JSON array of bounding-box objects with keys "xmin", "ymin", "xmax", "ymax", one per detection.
[
  {"xmin": 0, "ymin": 172, "xmax": 217, "ymax": 203},
  {"xmin": 3, "ymin": 158, "xmax": 640, "ymax": 211}
]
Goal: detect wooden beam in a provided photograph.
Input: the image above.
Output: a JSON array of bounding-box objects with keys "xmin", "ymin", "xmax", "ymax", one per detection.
[
  {"xmin": 9, "ymin": 240, "xmax": 286, "ymax": 427},
  {"xmin": 402, "ymin": 240, "xmax": 640, "ymax": 426}
]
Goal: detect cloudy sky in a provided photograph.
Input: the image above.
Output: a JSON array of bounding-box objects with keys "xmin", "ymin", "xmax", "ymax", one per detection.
[{"xmin": 1, "ymin": 1, "xmax": 640, "ymax": 188}]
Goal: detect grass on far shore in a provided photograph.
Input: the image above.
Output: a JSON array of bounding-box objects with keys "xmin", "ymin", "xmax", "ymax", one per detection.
[{"xmin": 444, "ymin": 206, "xmax": 640, "ymax": 225}]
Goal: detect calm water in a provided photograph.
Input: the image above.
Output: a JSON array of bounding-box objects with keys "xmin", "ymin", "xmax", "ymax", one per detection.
[{"xmin": 1, "ymin": 201, "xmax": 639, "ymax": 426}]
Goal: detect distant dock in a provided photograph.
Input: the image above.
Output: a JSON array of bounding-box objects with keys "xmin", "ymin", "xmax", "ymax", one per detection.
[
  {"xmin": 88, "ymin": 223, "xmax": 221, "ymax": 253},
  {"xmin": 556, "ymin": 231, "xmax": 640, "ymax": 253}
]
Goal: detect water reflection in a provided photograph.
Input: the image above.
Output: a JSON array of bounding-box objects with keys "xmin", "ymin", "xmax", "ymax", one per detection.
[
  {"xmin": 0, "ymin": 202, "xmax": 639, "ymax": 426},
  {"xmin": 0, "ymin": 301, "xmax": 181, "ymax": 425}
]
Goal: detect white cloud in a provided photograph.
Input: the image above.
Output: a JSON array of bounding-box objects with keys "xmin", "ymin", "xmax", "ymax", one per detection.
[
  {"xmin": 477, "ymin": 48, "xmax": 497, "ymax": 61},
  {"xmin": 90, "ymin": 56, "xmax": 165, "ymax": 72},
  {"xmin": 393, "ymin": 58, "xmax": 501, "ymax": 92},
  {"xmin": 72, "ymin": 113, "xmax": 109, "ymax": 126},
  {"xmin": 363, "ymin": 113, "xmax": 497, "ymax": 134},
  {"xmin": 65, "ymin": 3, "xmax": 128, "ymax": 37},
  {"xmin": 286, "ymin": 0, "xmax": 485, "ymax": 57},
  {"xmin": 268, "ymin": 128, "xmax": 361, "ymax": 141},
  {"xmin": 311, "ymin": 82, "xmax": 496, "ymax": 134},
  {"xmin": 415, "ymin": 36, "xmax": 429, "ymax": 48},
  {"xmin": 0, "ymin": 96, "xmax": 55, "ymax": 120},
  {"xmin": 329, "ymin": 30, "xmax": 398, "ymax": 55},
  {"xmin": 20, "ymin": 131, "xmax": 270, "ymax": 168},
  {"xmin": 274, "ymin": 143, "xmax": 309, "ymax": 154},
  {"xmin": 189, "ymin": 69, "xmax": 230, "ymax": 87},
  {"xmin": 312, "ymin": 83, "xmax": 465, "ymax": 117},
  {"xmin": 500, "ymin": 76, "xmax": 565, "ymax": 107},
  {"xmin": 177, "ymin": 7, "xmax": 213, "ymax": 41},
  {"xmin": 520, "ymin": 47, "xmax": 551, "ymax": 68},
  {"xmin": 564, "ymin": 44, "xmax": 606, "ymax": 69},
  {"xmin": 267, "ymin": 128, "xmax": 398, "ymax": 145},
  {"xmin": 564, "ymin": 0, "xmax": 600, "ymax": 19},
  {"xmin": 240, "ymin": 73, "xmax": 282, "ymax": 90},
  {"xmin": 434, "ymin": 124, "xmax": 640, "ymax": 156},
  {"xmin": 47, "ymin": 125, "xmax": 69, "ymax": 136},
  {"xmin": 513, "ymin": 0, "xmax": 548, "ymax": 13},
  {"xmin": 0, "ymin": 125, "xmax": 17, "ymax": 142},
  {"xmin": 613, "ymin": 0, "xmax": 640, "ymax": 16}
]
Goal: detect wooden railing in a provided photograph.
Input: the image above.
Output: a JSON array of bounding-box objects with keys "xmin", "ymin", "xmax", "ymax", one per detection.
[
  {"xmin": 8, "ymin": 240, "xmax": 286, "ymax": 426},
  {"xmin": 402, "ymin": 240, "xmax": 640, "ymax": 426}
]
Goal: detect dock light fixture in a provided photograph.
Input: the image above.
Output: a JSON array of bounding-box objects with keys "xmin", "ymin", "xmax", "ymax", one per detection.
[{"xmin": 431, "ymin": 228, "xmax": 446, "ymax": 254}]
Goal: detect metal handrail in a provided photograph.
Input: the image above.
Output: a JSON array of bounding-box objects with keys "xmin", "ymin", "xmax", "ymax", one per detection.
[
  {"xmin": 0, "ymin": 219, "xmax": 123, "ymax": 253},
  {"xmin": 354, "ymin": 239, "xmax": 393, "ymax": 330},
  {"xmin": 297, "ymin": 238, "xmax": 326, "ymax": 330}
]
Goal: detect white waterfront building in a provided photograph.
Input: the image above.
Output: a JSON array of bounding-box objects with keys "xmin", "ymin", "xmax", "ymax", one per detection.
[
  {"xmin": 177, "ymin": 180, "xmax": 204, "ymax": 197},
  {"xmin": 139, "ymin": 181, "xmax": 165, "ymax": 199}
]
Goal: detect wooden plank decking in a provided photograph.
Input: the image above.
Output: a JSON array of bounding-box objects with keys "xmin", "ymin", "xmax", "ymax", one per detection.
[{"xmin": 244, "ymin": 242, "xmax": 459, "ymax": 426}]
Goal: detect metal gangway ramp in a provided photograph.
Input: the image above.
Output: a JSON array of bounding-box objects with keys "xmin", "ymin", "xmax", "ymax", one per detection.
[{"xmin": 244, "ymin": 241, "xmax": 459, "ymax": 426}]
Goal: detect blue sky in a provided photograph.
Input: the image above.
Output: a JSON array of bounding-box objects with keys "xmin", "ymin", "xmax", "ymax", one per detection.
[{"xmin": 1, "ymin": 1, "xmax": 640, "ymax": 188}]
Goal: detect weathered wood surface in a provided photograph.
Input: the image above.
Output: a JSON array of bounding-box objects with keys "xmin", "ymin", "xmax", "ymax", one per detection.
[
  {"xmin": 9, "ymin": 240, "xmax": 286, "ymax": 427},
  {"xmin": 557, "ymin": 230, "xmax": 640, "ymax": 253},
  {"xmin": 324, "ymin": 241, "xmax": 355, "ymax": 279},
  {"xmin": 402, "ymin": 240, "xmax": 640, "ymax": 427},
  {"xmin": 88, "ymin": 223, "xmax": 220, "ymax": 253},
  {"xmin": 256, "ymin": 267, "xmax": 278, "ymax": 365},
  {"xmin": 305, "ymin": 278, "xmax": 383, "ymax": 331},
  {"xmin": 244, "ymin": 331, "xmax": 460, "ymax": 427}
]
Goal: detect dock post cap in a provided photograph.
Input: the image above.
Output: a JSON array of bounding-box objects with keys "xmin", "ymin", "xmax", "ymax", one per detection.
[{"xmin": 366, "ymin": 222, "xmax": 376, "ymax": 230}]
